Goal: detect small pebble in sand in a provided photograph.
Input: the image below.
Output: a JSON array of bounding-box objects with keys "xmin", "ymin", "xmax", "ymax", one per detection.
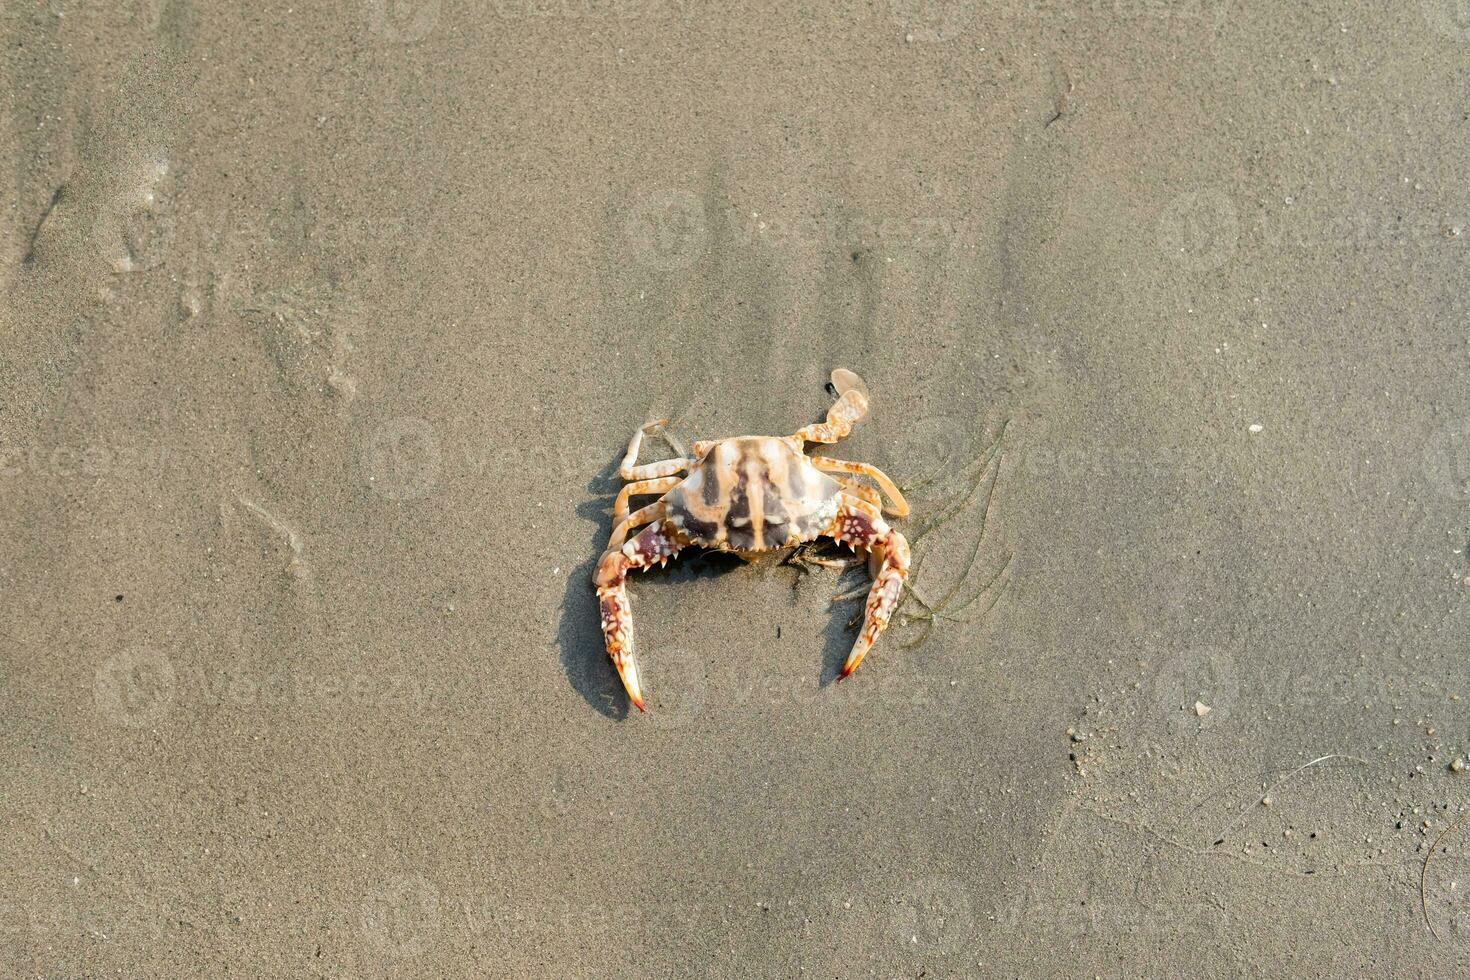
[
  {"xmin": 1261, "ymin": 796, "xmax": 1272, "ymax": 806},
  {"xmin": 1195, "ymin": 701, "xmax": 1212, "ymax": 717},
  {"xmin": 1248, "ymin": 424, "xmax": 1264, "ymax": 434},
  {"xmin": 1451, "ymin": 757, "xmax": 1466, "ymax": 773}
]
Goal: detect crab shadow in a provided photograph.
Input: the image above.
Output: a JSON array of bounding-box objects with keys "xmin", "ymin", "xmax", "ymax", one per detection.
[
  {"xmin": 817, "ymin": 589, "xmax": 864, "ymax": 687},
  {"xmin": 558, "ymin": 464, "xmax": 867, "ymax": 716}
]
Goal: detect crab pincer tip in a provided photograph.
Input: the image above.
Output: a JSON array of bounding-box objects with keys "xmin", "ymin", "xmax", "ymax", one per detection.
[
  {"xmin": 829, "ymin": 368, "xmax": 869, "ymax": 399},
  {"xmin": 631, "ymin": 694, "xmax": 646, "ymax": 712}
]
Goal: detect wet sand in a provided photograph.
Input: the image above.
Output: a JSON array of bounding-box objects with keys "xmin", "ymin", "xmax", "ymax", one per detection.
[{"xmin": 4, "ymin": 1, "xmax": 1470, "ymax": 975}]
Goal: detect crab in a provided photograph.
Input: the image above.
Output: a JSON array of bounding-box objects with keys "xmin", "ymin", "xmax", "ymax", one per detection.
[{"xmin": 593, "ymin": 368, "xmax": 912, "ymax": 712}]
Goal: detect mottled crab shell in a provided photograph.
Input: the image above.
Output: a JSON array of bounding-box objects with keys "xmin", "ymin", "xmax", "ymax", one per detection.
[{"xmin": 665, "ymin": 436, "xmax": 842, "ymax": 553}]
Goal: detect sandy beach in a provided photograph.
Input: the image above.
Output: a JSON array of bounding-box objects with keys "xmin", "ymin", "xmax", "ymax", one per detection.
[{"xmin": 4, "ymin": 0, "xmax": 1470, "ymax": 975}]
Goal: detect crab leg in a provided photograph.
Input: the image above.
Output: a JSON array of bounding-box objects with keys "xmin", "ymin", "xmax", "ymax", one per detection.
[
  {"xmin": 812, "ymin": 456, "xmax": 910, "ymax": 517},
  {"xmin": 827, "ymin": 495, "xmax": 911, "ymax": 678},
  {"xmin": 620, "ymin": 420, "xmax": 690, "ymax": 480},
  {"xmin": 612, "ymin": 476, "xmax": 680, "ymax": 534},
  {"xmin": 833, "ymin": 477, "xmax": 882, "ymax": 510},
  {"xmin": 608, "ymin": 500, "xmax": 666, "ymax": 550},
  {"xmin": 593, "ymin": 521, "xmax": 686, "ymax": 712},
  {"xmin": 792, "ymin": 386, "xmax": 869, "ymax": 446}
]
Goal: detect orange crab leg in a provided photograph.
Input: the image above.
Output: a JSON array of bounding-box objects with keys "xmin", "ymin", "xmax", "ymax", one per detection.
[
  {"xmin": 593, "ymin": 521, "xmax": 686, "ymax": 712},
  {"xmin": 811, "ymin": 456, "xmax": 910, "ymax": 517},
  {"xmin": 827, "ymin": 495, "xmax": 911, "ymax": 678},
  {"xmin": 832, "ymin": 476, "xmax": 882, "ymax": 509},
  {"xmin": 792, "ymin": 387, "xmax": 869, "ymax": 445},
  {"xmin": 611, "ymin": 476, "xmax": 680, "ymax": 535},
  {"xmin": 791, "ymin": 368, "xmax": 873, "ymax": 446},
  {"xmin": 620, "ymin": 420, "xmax": 690, "ymax": 480},
  {"xmin": 608, "ymin": 500, "xmax": 666, "ymax": 550}
]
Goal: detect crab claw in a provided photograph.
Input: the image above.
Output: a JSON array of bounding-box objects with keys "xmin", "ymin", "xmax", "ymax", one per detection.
[
  {"xmin": 599, "ymin": 589, "xmax": 646, "ymax": 712},
  {"xmin": 605, "ymin": 628, "xmax": 646, "ymax": 714},
  {"xmin": 619, "ymin": 655, "xmax": 646, "ymax": 712},
  {"xmin": 840, "ymin": 635, "xmax": 873, "ymax": 679},
  {"xmin": 830, "ymin": 500, "xmax": 910, "ymax": 681},
  {"xmin": 594, "ymin": 523, "xmax": 686, "ymax": 714},
  {"xmin": 829, "ymin": 367, "xmax": 869, "ymax": 400}
]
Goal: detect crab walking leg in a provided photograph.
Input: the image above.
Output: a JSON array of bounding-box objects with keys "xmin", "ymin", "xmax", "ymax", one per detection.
[
  {"xmin": 612, "ymin": 477, "xmax": 681, "ymax": 533},
  {"xmin": 607, "ymin": 500, "xmax": 666, "ymax": 550},
  {"xmin": 792, "ymin": 387, "xmax": 870, "ymax": 445},
  {"xmin": 827, "ymin": 495, "xmax": 911, "ymax": 678},
  {"xmin": 593, "ymin": 521, "xmax": 686, "ymax": 712},
  {"xmin": 620, "ymin": 419, "xmax": 691, "ymax": 481},
  {"xmin": 811, "ymin": 456, "xmax": 910, "ymax": 517},
  {"xmin": 834, "ymin": 477, "xmax": 882, "ymax": 510}
]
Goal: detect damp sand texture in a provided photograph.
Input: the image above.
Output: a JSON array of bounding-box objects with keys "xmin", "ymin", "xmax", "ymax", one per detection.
[{"xmin": 4, "ymin": 2, "xmax": 1470, "ymax": 977}]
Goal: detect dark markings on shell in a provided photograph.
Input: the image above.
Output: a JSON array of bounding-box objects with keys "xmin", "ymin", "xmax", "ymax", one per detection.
[{"xmin": 664, "ymin": 436, "xmax": 841, "ymax": 554}]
